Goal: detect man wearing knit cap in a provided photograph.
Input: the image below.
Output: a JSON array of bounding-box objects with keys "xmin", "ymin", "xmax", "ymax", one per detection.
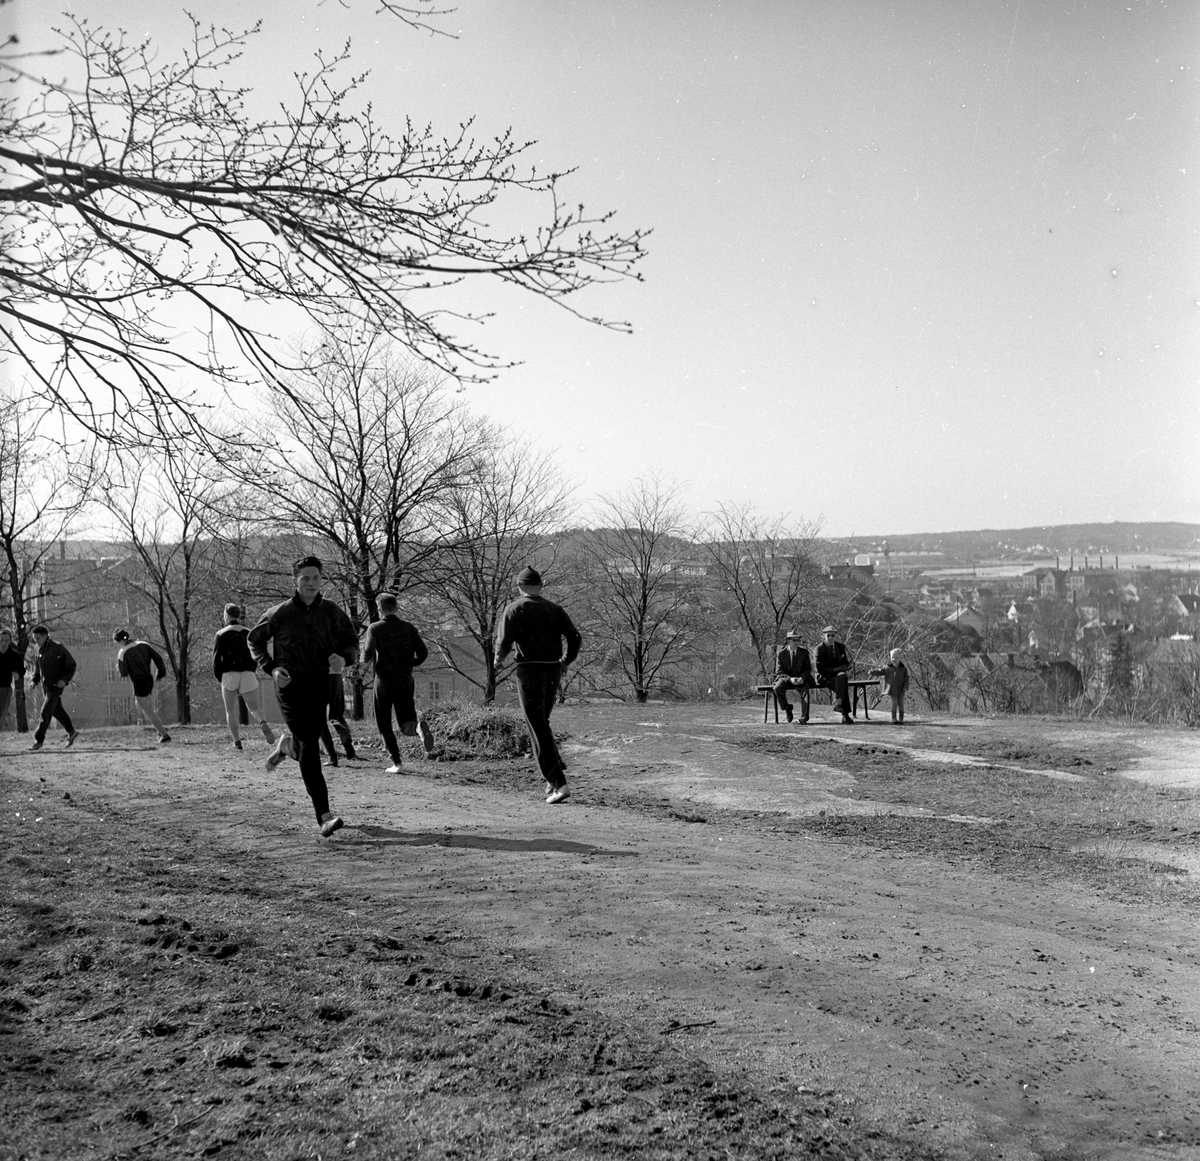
[{"xmin": 494, "ymin": 566, "xmax": 582, "ymax": 804}]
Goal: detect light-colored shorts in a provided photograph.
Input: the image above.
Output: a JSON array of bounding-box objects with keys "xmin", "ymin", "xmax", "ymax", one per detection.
[{"xmin": 221, "ymin": 671, "xmax": 259, "ymax": 694}]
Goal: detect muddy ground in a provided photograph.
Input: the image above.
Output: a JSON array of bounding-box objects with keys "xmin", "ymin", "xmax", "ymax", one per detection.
[{"xmin": 4, "ymin": 701, "xmax": 1200, "ymax": 1160}]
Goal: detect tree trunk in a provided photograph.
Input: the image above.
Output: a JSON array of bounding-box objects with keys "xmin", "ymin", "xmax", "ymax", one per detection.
[
  {"xmin": 483, "ymin": 653, "xmax": 497, "ymax": 705},
  {"xmin": 178, "ymin": 618, "xmax": 191, "ymax": 724},
  {"xmin": 15, "ymin": 685, "xmax": 28, "ymax": 732},
  {"xmin": 635, "ymin": 687, "xmax": 648, "ymax": 703},
  {"xmin": 351, "ymin": 674, "xmax": 365, "ymax": 720}
]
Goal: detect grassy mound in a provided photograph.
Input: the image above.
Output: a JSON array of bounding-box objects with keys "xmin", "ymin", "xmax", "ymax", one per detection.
[{"xmin": 423, "ymin": 703, "xmax": 561, "ymax": 761}]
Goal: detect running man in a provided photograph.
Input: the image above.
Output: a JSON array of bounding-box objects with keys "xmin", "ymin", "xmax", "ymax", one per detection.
[
  {"xmin": 494, "ymin": 566, "xmax": 581, "ymax": 804},
  {"xmin": 213, "ymin": 604, "xmax": 276, "ymax": 751},
  {"xmin": 362, "ymin": 592, "xmax": 434, "ymax": 774},
  {"xmin": 113, "ymin": 629, "xmax": 172, "ymax": 743},
  {"xmin": 29, "ymin": 624, "xmax": 79, "ymax": 750},
  {"xmin": 248, "ymin": 556, "xmax": 358, "ymax": 838}
]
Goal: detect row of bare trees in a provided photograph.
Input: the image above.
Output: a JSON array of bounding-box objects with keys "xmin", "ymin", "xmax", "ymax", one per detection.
[
  {"xmin": 0, "ymin": 2, "xmax": 996, "ymax": 724},
  {"xmin": 0, "ymin": 340, "xmax": 872, "ymax": 720}
]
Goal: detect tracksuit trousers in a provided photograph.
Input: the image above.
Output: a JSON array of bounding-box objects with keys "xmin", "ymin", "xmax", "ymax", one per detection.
[
  {"xmin": 34, "ymin": 687, "xmax": 75, "ymax": 744},
  {"xmin": 276, "ymin": 674, "xmax": 332, "ymax": 822},
  {"xmin": 515, "ymin": 663, "xmax": 566, "ymax": 789}
]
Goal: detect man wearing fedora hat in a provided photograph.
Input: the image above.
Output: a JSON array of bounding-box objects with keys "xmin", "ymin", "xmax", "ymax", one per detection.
[
  {"xmin": 772, "ymin": 628, "xmax": 814, "ymax": 724},
  {"xmin": 495, "ymin": 566, "xmax": 582, "ymax": 804},
  {"xmin": 816, "ymin": 625, "xmax": 854, "ymax": 724}
]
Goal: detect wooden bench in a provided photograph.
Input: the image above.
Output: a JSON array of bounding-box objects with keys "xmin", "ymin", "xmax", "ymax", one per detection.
[{"xmin": 757, "ymin": 679, "xmax": 881, "ymax": 723}]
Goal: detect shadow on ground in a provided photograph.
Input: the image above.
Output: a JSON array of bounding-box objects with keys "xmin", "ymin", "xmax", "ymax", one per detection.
[{"xmin": 351, "ymin": 823, "xmax": 638, "ymax": 857}]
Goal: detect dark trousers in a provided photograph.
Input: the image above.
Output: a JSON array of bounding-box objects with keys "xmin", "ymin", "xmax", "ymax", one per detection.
[
  {"xmin": 772, "ymin": 677, "xmax": 811, "ymax": 719},
  {"xmin": 374, "ymin": 674, "xmax": 417, "ymax": 763},
  {"xmin": 35, "ymin": 687, "xmax": 75, "ymax": 743},
  {"xmin": 516, "ymin": 663, "xmax": 565, "ymax": 788},
  {"xmin": 321, "ymin": 674, "xmax": 355, "ymax": 759},
  {"xmin": 817, "ymin": 672, "xmax": 850, "ymax": 715},
  {"xmin": 277, "ymin": 674, "xmax": 332, "ymax": 822}
]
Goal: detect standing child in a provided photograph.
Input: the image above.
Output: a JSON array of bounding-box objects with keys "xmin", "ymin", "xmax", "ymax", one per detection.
[{"xmin": 878, "ymin": 648, "xmax": 909, "ymax": 724}]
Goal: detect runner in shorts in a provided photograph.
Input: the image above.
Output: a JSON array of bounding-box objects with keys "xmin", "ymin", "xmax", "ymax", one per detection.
[
  {"xmin": 113, "ymin": 629, "xmax": 172, "ymax": 743},
  {"xmin": 213, "ymin": 604, "xmax": 276, "ymax": 751}
]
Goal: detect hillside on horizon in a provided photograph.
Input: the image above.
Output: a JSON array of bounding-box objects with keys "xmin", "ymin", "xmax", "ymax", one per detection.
[
  {"xmin": 40, "ymin": 522, "xmax": 1200, "ymax": 566},
  {"xmin": 842, "ymin": 522, "xmax": 1200, "ymax": 559}
]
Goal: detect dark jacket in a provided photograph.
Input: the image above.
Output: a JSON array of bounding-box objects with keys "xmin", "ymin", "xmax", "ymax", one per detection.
[
  {"xmin": 362, "ymin": 616, "xmax": 428, "ymax": 683},
  {"xmin": 495, "ymin": 594, "xmax": 582, "ymax": 666},
  {"xmin": 0, "ymin": 645, "xmax": 26, "ymax": 689},
  {"xmin": 774, "ymin": 643, "xmax": 813, "ymax": 683},
  {"xmin": 815, "ymin": 640, "xmax": 851, "ymax": 681},
  {"xmin": 118, "ymin": 641, "xmax": 166, "ymax": 685},
  {"xmin": 213, "ymin": 623, "xmax": 257, "ymax": 679},
  {"xmin": 247, "ymin": 593, "xmax": 358, "ymax": 677},
  {"xmin": 33, "ymin": 638, "xmax": 77, "ymax": 689}
]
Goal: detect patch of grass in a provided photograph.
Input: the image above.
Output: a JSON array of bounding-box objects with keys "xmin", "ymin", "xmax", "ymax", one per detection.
[
  {"xmin": 414, "ymin": 703, "xmax": 575, "ymax": 764},
  {"xmin": 424, "ymin": 703, "xmax": 538, "ymax": 761}
]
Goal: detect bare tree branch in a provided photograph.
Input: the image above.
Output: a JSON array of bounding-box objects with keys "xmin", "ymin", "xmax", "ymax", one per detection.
[{"xmin": 0, "ymin": 13, "xmax": 648, "ymax": 447}]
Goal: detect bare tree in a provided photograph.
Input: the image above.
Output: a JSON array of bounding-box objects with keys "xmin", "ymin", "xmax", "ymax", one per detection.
[
  {"xmin": 425, "ymin": 431, "xmax": 572, "ymax": 703},
  {"xmin": 582, "ymin": 477, "xmax": 704, "ymax": 703},
  {"xmin": 98, "ymin": 444, "xmax": 241, "ymax": 724},
  {"xmin": 253, "ymin": 333, "xmax": 488, "ymax": 635},
  {"xmin": 700, "ymin": 505, "xmax": 824, "ymax": 680},
  {"xmin": 0, "ymin": 11, "xmax": 647, "ymax": 448},
  {"xmin": 0, "ymin": 389, "xmax": 101, "ymax": 731}
]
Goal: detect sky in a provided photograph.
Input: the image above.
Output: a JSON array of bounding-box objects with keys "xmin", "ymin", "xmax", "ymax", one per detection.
[{"xmin": 10, "ymin": 0, "xmax": 1200, "ymax": 536}]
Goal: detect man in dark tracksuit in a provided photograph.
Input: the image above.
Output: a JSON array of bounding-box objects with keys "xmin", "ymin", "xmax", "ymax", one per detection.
[
  {"xmin": 494, "ymin": 566, "xmax": 582, "ymax": 804},
  {"xmin": 248, "ymin": 556, "xmax": 358, "ymax": 838},
  {"xmin": 815, "ymin": 625, "xmax": 854, "ymax": 724},
  {"xmin": 0, "ymin": 628, "xmax": 26, "ymax": 730},
  {"xmin": 29, "ymin": 624, "xmax": 79, "ymax": 750},
  {"xmin": 362, "ymin": 592, "xmax": 433, "ymax": 773},
  {"xmin": 772, "ymin": 628, "xmax": 814, "ymax": 723},
  {"xmin": 114, "ymin": 629, "xmax": 172, "ymax": 743}
]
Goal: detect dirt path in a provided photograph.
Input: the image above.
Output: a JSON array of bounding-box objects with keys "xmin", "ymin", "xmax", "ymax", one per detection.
[{"xmin": 7, "ymin": 704, "xmax": 1200, "ymax": 1159}]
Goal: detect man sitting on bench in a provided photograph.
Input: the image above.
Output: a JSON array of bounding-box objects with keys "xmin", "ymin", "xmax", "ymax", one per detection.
[
  {"xmin": 772, "ymin": 628, "xmax": 814, "ymax": 724},
  {"xmin": 816, "ymin": 624, "xmax": 854, "ymax": 724}
]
